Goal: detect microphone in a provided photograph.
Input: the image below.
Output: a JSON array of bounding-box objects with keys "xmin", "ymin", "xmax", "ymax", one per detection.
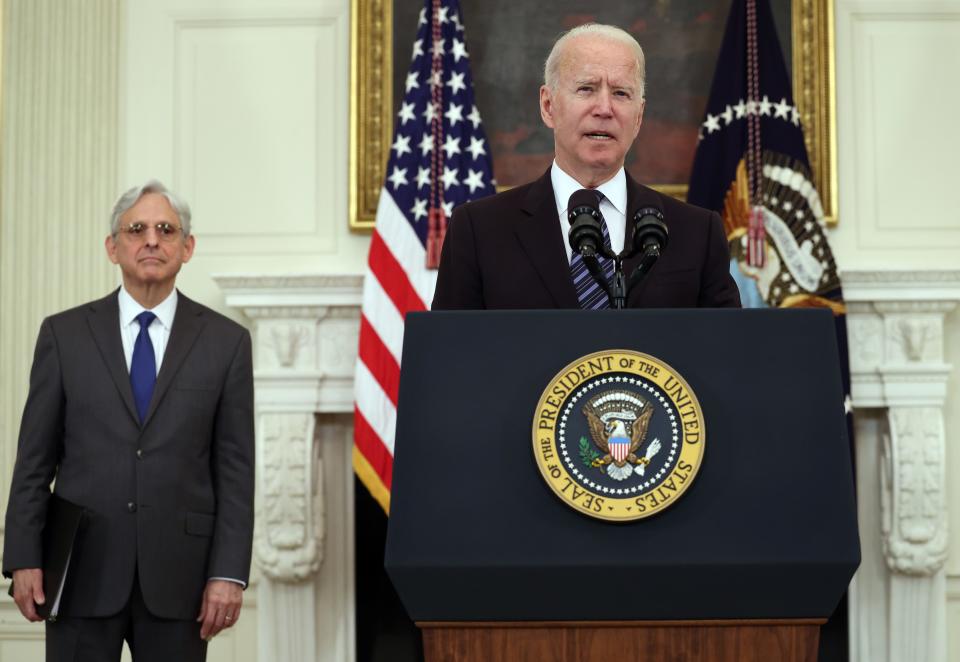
[
  {"xmin": 631, "ymin": 206, "xmax": 669, "ymax": 257},
  {"xmin": 627, "ymin": 207, "xmax": 668, "ymax": 292},
  {"xmin": 567, "ymin": 189, "xmax": 605, "ymax": 258}
]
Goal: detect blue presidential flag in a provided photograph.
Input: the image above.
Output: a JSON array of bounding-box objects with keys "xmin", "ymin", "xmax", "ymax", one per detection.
[{"xmin": 688, "ymin": 0, "xmax": 844, "ymax": 315}]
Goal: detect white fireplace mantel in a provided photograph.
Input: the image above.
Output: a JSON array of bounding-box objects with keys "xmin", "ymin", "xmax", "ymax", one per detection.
[
  {"xmin": 214, "ymin": 273, "xmax": 363, "ymax": 662},
  {"xmin": 842, "ymin": 269, "xmax": 960, "ymax": 662},
  {"xmin": 213, "ymin": 269, "xmax": 960, "ymax": 662}
]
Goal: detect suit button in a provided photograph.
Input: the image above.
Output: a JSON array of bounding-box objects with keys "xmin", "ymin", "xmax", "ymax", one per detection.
[
  {"xmin": 127, "ymin": 502, "xmax": 137, "ymax": 513},
  {"xmin": 136, "ymin": 449, "xmax": 143, "ymax": 459}
]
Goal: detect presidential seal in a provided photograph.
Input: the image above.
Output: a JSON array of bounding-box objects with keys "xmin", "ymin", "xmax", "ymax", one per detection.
[{"xmin": 532, "ymin": 350, "xmax": 705, "ymax": 522}]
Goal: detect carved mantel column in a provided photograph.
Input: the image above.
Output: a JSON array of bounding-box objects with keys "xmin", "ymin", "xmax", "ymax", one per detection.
[
  {"xmin": 213, "ymin": 274, "xmax": 364, "ymax": 662},
  {"xmin": 843, "ymin": 270, "xmax": 960, "ymax": 662}
]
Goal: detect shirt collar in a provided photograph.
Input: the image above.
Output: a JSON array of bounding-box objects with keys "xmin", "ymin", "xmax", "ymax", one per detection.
[
  {"xmin": 550, "ymin": 161, "xmax": 627, "ymax": 217},
  {"xmin": 118, "ymin": 286, "xmax": 178, "ymax": 330}
]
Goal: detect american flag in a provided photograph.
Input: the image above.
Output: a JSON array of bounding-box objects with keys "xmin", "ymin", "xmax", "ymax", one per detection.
[{"xmin": 353, "ymin": 0, "xmax": 496, "ymax": 512}]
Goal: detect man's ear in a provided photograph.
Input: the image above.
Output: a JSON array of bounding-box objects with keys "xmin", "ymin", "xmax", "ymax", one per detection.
[
  {"xmin": 540, "ymin": 85, "xmax": 556, "ymax": 129},
  {"xmin": 181, "ymin": 234, "xmax": 196, "ymax": 264},
  {"xmin": 105, "ymin": 235, "xmax": 119, "ymax": 264},
  {"xmin": 633, "ymin": 99, "xmax": 646, "ymax": 139}
]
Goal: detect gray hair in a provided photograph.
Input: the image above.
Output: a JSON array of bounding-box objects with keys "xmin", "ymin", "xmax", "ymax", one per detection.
[
  {"xmin": 543, "ymin": 23, "xmax": 646, "ymax": 99},
  {"xmin": 110, "ymin": 179, "xmax": 192, "ymax": 238}
]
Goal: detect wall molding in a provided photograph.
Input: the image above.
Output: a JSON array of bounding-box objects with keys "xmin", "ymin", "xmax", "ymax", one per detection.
[
  {"xmin": 214, "ymin": 273, "xmax": 361, "ymax": 662},
  {"xmin": 844, "ymin": 268, "xmax": 960, "ymax": 662}
]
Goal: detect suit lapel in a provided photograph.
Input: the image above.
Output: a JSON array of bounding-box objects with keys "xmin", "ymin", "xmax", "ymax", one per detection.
[
  {"xmin": 623, "ymin": 174, "xmax": 668, "ymax": 305},
  {"xmin": 87, "ymin": 289, "xmax": 141, "ymax": 425},
  {"xmin": 142, "ymin": 292, "xmax": 207, "ymax": 428},
  {"xmin": 514, "ymin": 170, "xmax": 580, "ymax": 308}
]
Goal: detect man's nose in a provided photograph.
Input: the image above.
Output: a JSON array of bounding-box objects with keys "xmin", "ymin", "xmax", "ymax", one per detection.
[
  {"xmin": 593, "ymin": 88, "xmax": 614, "ymax": 116},
  {"xmin": 143, "ymin": 226, "xmax": 162, "ymax": 246}
]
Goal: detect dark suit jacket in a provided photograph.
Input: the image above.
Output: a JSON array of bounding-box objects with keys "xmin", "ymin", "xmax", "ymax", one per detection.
[
  {"xmin": 3, "ymin": 290, "xmax": 254, "ymax": 620},
  {"xmin": 432, "ymin": 169, "xmax": 741, "ymax": 309}
]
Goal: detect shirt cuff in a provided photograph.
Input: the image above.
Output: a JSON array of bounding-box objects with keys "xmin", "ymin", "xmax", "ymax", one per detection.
[{"xmin": 208, "ymin": 577, "xmax": 247, "ymax": 588}]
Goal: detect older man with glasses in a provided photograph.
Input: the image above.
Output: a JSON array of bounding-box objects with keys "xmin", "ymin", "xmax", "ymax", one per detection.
[{"xmin": 4, "ymin": 180, "xmax": 254, "ymax": 662}]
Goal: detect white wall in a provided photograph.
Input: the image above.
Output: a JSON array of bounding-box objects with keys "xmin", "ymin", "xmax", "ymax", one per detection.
[
  {"xmin": 834, "ymin": 1, "xmax": 960, "ymax": 660},
  {"xmin": 121, "ymin": 0, "xmax": 367, "ymax": 324}
]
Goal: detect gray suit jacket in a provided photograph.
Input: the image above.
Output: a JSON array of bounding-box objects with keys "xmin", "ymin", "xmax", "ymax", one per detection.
[{"xmin": 3, "ymin": 290, "xmax": 254, "ymax": 620}]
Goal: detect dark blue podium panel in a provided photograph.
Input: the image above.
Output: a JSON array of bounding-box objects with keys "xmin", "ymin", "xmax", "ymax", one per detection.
[{"xmin": 385, "ymin": 309, "xmax": 859, "ymax": 621}]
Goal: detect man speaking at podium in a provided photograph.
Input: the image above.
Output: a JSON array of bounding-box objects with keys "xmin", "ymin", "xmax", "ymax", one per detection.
[
  {"xmin": 432, "ymin": 23, "xmax": 740, "ymax": 310},
  {"xmin": 4, "ymin": 181, "xmax": 254, "ymax": 661}
]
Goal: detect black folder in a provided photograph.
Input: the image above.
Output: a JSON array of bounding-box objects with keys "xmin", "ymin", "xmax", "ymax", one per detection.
[{"xmin": 7, "ymin": 494, "xmax": 85, "ymax": 620}]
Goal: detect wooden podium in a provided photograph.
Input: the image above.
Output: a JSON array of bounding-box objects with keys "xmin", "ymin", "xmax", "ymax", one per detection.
[
  {"xmin": 419, "ymin": 620, "xmax": 824, "ymax": 662},
  {"xmin": 386, "ymin": 310, "xmax": 859, "ymax": 662}
]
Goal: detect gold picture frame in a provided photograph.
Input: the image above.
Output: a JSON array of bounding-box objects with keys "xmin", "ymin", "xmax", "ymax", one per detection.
[{"xmin": 349, "ymin": 0, "xmax": 837, "ymax": 230}]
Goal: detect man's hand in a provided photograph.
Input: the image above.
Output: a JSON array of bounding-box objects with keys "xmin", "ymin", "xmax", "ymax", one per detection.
[
  {"xmin": 11, "ymin": 568, "xmax": 45, "ymax": 622},
  {"xmin": 197, "ymin": 579, "xmax": 243, "ymax": 640}
]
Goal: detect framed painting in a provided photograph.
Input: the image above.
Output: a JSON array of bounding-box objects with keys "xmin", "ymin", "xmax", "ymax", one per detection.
[{"xmin": 349, "ymin": 0, "xmax": 836, "ymax": 230}]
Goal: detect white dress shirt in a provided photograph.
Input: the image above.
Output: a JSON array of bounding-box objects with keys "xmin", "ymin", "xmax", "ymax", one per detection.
[
  {"xmin": 117, "ymin": 287, "xmax": 245, "ymax": 588},
  {"xmin": 550, "ymin": 161, "xmax": 628, "ymax": 263},
  {"xmin": 118, "ymin": 286, "xmax": 177, "ymax": 374}
]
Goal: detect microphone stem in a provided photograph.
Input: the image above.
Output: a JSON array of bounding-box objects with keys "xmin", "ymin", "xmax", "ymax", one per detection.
[
  {"xmin": 610, "ymin": 254, "xmax": 627, "ymax": 310},
  {"xmin": 626, "ymin": 246, "xmax": 662, "ymax": 293}
]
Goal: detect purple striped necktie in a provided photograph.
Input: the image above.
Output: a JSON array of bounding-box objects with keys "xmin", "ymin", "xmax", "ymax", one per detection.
[{"xmin": 569, "ymin": 192, "xmax": 614, "ymax": 310}]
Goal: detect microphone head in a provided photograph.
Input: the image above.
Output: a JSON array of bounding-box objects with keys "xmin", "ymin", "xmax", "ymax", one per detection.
[
  {"xmin": 568, "ymin": 189, "xmax": 604, "ymax": 257},
  {"xmin": 632, "ymin": 206, "xmax": 668, "ymax": 252},
  {"xmin": 567, "ymin": 189, "xmax": 601, "ymax": 220}
]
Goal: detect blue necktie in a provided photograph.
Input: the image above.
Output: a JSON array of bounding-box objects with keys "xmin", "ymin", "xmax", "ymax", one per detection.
[
  {"xmin": 130, "ymin": 311, "xmax": 157, "ymax": 424},
  {"xmin": 570, "ymin": 192, "xmax": 615, "ymax": 309}
]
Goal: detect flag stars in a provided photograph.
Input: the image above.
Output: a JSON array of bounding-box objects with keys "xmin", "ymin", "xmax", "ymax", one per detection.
[
  {"xmin": 441, "ymin": 166, "xmax": 459, "ymax": 189},
  {"xmin": 416, "ymin": 166, "xmax": 431, "ymax": 189},
  {"xmin": 442, "ymin": 135, "xmax": 461, "ymax": 158},
  {"xmin": 721, "ymin": 105, "xmax": 733, "ymax": 125},
  {"xmin": 447, "ymin": 71, "xmax": 467, "ymax": 95},
  {"xmin": 418, "ymin": 8, "xmax": 426, "ymax": 25},
  {"xmin": 466, "ymin": 136, "xmax": 487, "ymax": 159},
  {"xmin": 397, "ymin": 102, "xmax": 416, "ymax": 125},
  {"xmin": 438, "ymin": 6, "xmax": 449, "ymax": 23},
  {"xmin": 463, "ymin": 169, "xmax": 485, "ymax": 193},
  {"xmin": 388, "ymin": 166, "xmax": 408, "ymax": 190},
  {"xmin": 441, "ymin": 200, "xmax": 454, "ymax": 217},
  {"xmin": 759, "ymin": 95, "xmax": 773, "ymax": 116},
  {"xmin": 451, "ymin": 12, "xmax": 464, "ymax": 31},
  {"xmin": 411, "ymin": 39, "xmax": 424, "ymax": 59},
  {"xmin": 410, "ymin": 198, "xmax": 428, "ymax": 221},
  {"xmin": 392, "ymin": 134, "xmax": 412, "ymax": 157},
  {"xmin": 445, "ymin": 102, "xmax": 464, "ymax": 126},
  {"xmin": 791, "ymin": 107, "xmax": 801, "ymax": 126},
  {"xmin": 703, "ymin": 113, "xmax": 721, "ymax": 134},
  {"xmin": 734, "ymin": 100, "xmax": 747, "ymax": 118},
  {"xmin": 423, "ymin": 102, "xmax": 439, "ymax": 124},
  {"xmin": 746, "ymin": 99, "xmax": 758, "ymax": 115},
  {"xmin": 429, "ymin": 70, "xmax": 442, "ymax": 89},
  {"xmin": 467, "ymin": 105, "xmax": 482, "ymax": 129},
  {"xmin": 418, "ymin": 134, "xmax": 435, "ymax": 156},
  {"xmin": 451, "ymin": 38, "xmax": 469, "ymax": 62},
  {"xmin": 405, "ymin": 72, "xmax": 419, "ymax": 93},
  {"xmin": 774, "ymin": 97, "xmax": 791, "ymax": 119},
  {"xmin": 431, "ymin": 38, "xmax": 445, "ymax": 57}
]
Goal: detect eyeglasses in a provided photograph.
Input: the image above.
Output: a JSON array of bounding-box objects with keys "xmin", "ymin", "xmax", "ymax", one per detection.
[{"xmin": 117, "ymin": 222, "xmax": 184, "ymax": 242}]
